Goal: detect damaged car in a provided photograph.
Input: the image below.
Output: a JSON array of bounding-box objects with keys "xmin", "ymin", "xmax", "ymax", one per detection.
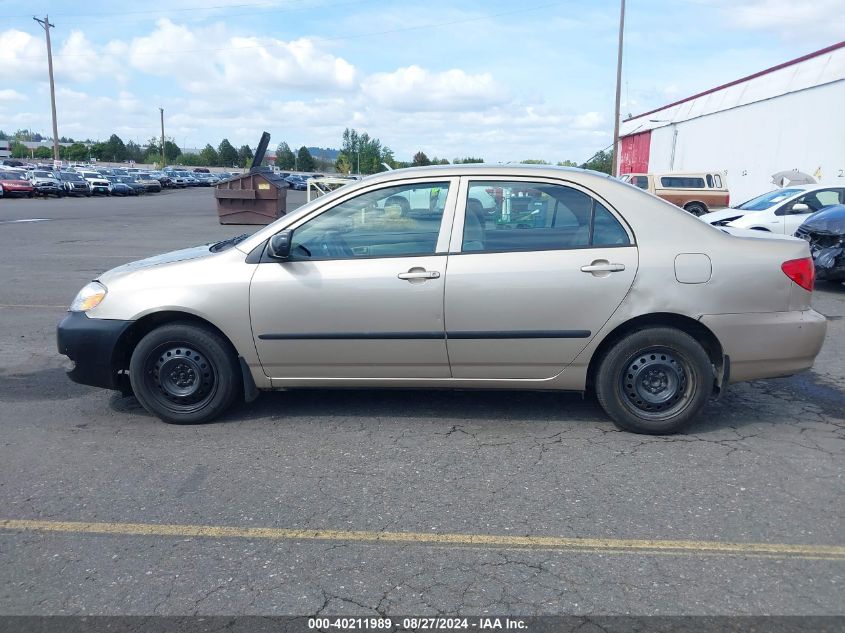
[{"xmin": 795, "ymin": 204, "xmax": 845, "ymax": 282}]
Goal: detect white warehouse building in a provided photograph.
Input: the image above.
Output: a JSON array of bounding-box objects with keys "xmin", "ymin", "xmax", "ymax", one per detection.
[{"xmin": 618, "ymin": 41, "xmax": 845, "ymax": 204}]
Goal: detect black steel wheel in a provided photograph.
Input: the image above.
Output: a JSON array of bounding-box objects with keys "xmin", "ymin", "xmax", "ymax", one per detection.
[
  {"xmin": 129, "ymin": 322, "xmax": 241, "ymax": 424},
  {"xmin": 595, "ymin": 327, "xmax": 713, "ymax": 434},
  {"xmin": 684, "ymin": 202, "xmax": 707, "ymax": 217}
]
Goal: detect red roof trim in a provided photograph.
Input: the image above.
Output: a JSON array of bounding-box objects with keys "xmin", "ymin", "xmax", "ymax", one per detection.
[{"xmin": 624, "ymin": 40, "xmax": 845, "ymax": 122}]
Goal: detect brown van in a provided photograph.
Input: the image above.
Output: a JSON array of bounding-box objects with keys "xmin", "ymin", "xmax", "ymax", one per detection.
[{"xmin": 621, "ymin": 172, "xmax": 730, "ymax": 216}]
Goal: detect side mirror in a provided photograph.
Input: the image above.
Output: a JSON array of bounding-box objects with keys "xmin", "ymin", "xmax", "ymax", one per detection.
[
  {"xmin": 791, "ymin": 203, "xmax": 810, "ymax": 213},
  {"xmin": 267, "ymin": 230, "xmax": 293, "ymax": 260}
]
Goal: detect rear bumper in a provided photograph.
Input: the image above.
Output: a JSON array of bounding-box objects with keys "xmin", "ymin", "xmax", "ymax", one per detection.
[
  {"xmin": 57, "ymin": 312, "xmax": 133, "ymax": 389},
  {"xmin": 700, "ymin": 310, "xmax": 827, "ymax": 382}
]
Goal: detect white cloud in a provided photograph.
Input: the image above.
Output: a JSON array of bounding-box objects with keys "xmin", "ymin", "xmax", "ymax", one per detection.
[
  {"xmin": 0, "ymin": 89, "xmax": 26, "ymax": 103},
  {"xmin": 361, "ymin": 65, "xmax": 506, "ymax": 111},
  {"xmin": 126, "ymin": 19, "xmax": 356, "ymax": 94},
  {"xmin": 718, "ymin": 0, "xmax": 845, "ymax": 38}
]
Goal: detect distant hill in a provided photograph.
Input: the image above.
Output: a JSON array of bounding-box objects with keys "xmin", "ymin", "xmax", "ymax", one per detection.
[{"xmin": 307, "ymin": 147, "xmax": 339, "ymax": 160}]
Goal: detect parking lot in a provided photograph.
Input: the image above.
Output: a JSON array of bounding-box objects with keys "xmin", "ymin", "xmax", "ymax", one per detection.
[{"xmin": 0, "ymin": 188, "xmax": 843, "ymax": 615}]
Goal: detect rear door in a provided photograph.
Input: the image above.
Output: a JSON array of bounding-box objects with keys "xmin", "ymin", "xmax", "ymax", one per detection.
[{"xmin": 444, "ymin": 177, "xmax": 638, "ymax": 379}]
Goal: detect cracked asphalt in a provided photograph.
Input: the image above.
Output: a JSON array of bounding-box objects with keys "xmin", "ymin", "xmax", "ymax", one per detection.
[{"xmin": 0, "ymin": 188, "xmax": 843, "ymax": 615}]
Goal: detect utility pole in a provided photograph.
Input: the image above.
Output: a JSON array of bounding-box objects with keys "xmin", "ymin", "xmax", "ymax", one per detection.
[
  {"xmin": 159, "ymin": 107, "xmax": 165, "ymax": 168},
  {"xmin": 33, "ymin": 15, "xmax": 60, "ymax": 162},
  {"xmin": 610, "ymin": 0, "xmax": 625, "ymax": 177}
]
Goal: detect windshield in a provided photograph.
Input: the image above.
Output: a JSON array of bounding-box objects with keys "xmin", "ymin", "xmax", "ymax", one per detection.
[
  {"xmin": 61, "ymin": 173, "xmax": 83, "ymax": 181},
  {"xmin": 1, "ymin": 171, "xmax": 26, "ymax": 180},
  {"xmin": 737, "ymin": 188, "xmax": 804, "ymax": 211}
]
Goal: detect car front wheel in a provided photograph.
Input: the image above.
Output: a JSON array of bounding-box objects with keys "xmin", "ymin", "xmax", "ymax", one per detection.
[
  {"xmin": 595, "ymin": 327, "xmax": 713, "ymax": 434},
  {"xmin": 129, "ymin": 322, "xmax": 241, "ymax": 424}
]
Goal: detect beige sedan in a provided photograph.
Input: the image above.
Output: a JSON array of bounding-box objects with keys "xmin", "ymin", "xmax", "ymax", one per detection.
[{"xmin": 58, "ymin": 165, "xmax": 826, "ymax": 434}]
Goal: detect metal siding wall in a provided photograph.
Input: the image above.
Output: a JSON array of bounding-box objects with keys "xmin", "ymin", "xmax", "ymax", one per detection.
[
  {"xmin": 645, "ymin": 80, "xmax": 844, "ymax": 203},
  {"xmin": 619, "ymin": 131, "xmax": 651, "ymax": 173}
]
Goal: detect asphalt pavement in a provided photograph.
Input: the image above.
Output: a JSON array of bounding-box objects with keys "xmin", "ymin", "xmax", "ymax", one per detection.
[{"xmin": 0, "ymin": 188, "xmax": 843, "ymax": 616}]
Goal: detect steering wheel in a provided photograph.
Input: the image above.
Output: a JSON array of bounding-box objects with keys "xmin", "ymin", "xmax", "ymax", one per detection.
[{"xmin": 318, "ymin": 230, "xmax": 354, "ymax": 258}]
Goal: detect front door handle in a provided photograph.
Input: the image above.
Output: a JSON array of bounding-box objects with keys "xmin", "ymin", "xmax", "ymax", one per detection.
[
  {"xmin": 398, "ymin": 268, "xmax": 440, "ymax": 281},
  {"xmin": 581, "ymin": 261, "xmax": 625, "ymax": 273}
]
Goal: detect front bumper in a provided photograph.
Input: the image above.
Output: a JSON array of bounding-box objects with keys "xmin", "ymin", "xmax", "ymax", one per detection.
[
  {"xmin": 57, "ymin": 312, "xmax": 134, "ymax": 390},
  {"xmin": 700, "ymin": 310, "xmax": 827, "ymax": 382}
]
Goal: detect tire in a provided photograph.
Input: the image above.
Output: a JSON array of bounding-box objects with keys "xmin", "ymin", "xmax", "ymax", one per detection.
[
  {"xmin": 129, "ymin": 322, "xmax": 241, "ymax": 424},
  {"xmin": 684, "ymin": 202, "xmax": 707, "ymax": 217},
  {"xmin": 594, "ymin": 326, "xmax": 713, "ymax": 434}
]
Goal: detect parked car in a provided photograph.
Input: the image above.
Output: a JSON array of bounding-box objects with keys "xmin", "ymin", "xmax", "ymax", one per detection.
[
  {"xmin": 57, "ymin": 165, "xmax": 826, "ymax": 434},
  {"xmin": 59, "ymin": 172, "xmax": 91, "ymax": 196},
  {"xmin": 116, "ymin": 176, "xmax": 148, "ymax": 195},
  {"xmin": 193, "ymin": 167, "xmax": 210, "ymax": 173},
  {"xmin": 80, "ymin": 171, "xmax": 111, "ymax": 196},
  {"xmin": 794, "ymin": 204, "xmax": 845, "ymax": 282},
  {"xmin": 106, "ymin": 176, "xmax": 136, "ymax": 197},
  {"xmin": 620, "ymin": 172, "xmax": 729, "ymax": 216},
  {"xmin": 168, "ymin": 174, "xmax": 188, "ymax": 188},
  {"xmin": 27, "ymin": 170, "xmax": 64, "ymax": 197},
  {"xmin": 0, "ymin": 170, "xmax": 35, "ymax": 197},
  {"xmin": 135, "ymin": 173, "xmax": 163, "ymax": 193},
  {"xmin": 148, "ymin": 171, "xmax": 172, "ymax": 188},
  {"xmin": 700, "ymin": 185, "xmax": 845, "ymax": 235},
  {"xmin": 285, "ymin": 175, "xmax": 307, "ymax": 190}
]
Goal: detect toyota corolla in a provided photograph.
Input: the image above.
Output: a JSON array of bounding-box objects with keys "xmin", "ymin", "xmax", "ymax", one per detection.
[{"xmin": 57, "ymin": 165, "xmax": 826, "ymax": 434}]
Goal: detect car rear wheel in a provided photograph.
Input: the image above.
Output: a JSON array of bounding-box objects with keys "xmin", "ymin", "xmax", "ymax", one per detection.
[
  {"xmin": 684, "ymin": 202, "xmax": 707, "ymax": 217},
  {"xmin": 595, "ymin": 327, "xmax": 713, "ymax": 434},
  {"xmin": 129, "ymin": 322, "xmax": 241, "ymax": 424}
]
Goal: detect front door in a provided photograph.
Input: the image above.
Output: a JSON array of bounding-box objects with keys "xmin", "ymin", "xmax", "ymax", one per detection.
[
  {"xmin": 444, "ymin": 178, "xmax": 638, "ymax": 379},
  {"xmin": 250, "ymin": 179, "xmax": 457, "ymax": 379}
]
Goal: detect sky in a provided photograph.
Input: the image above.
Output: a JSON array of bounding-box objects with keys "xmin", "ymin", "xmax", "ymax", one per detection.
[{"xmin": 1, "ymin": 0, "xmax": 843, "ymax": 163}]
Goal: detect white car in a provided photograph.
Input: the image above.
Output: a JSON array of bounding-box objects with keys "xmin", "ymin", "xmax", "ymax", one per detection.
[{"xmin": 699, "ymin": 185, "xmax": 845, "ymax": 235}]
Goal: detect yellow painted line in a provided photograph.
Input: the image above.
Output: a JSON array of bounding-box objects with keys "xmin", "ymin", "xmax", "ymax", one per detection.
[{"xmin": 1, "ymin": 519, "xmax": 843, "ymax": 560}]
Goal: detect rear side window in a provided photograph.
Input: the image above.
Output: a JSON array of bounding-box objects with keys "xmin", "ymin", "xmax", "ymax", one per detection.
[
  {"xmin": 660, "ymin": 176, "xmax": 705, "ymax": 188},
  {"xmin": 632, "ymin": 176, "xmax": 649, "ymax": 189},
  {"xmin": 462, "ymin": 181, "xmax": 630, "ymax": 253}
]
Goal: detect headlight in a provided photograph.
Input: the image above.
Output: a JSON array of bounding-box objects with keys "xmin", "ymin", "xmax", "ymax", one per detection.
[{"xmin": 69, "ymin": 281, "xmax": 107, "ymax": 312}]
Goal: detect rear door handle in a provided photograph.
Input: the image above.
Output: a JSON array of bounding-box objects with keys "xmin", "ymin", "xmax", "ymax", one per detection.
[
  {"xmin": 398, "ymin": 269, "xmax": 440, "ymax": 280},
  {"xmin": 580, "ymin": 262, "xmax": 625, "ymax": 273}
]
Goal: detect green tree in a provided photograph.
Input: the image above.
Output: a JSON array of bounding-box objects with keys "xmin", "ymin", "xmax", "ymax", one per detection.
[
  {"xmin": 453, "ymin": 157, "xmax": 484, "ymax": 164},
  {"xmin": 103, "ymin": 134, "xmax": 126, "ymax": 162},
  {"xmin": 124, "ymin": 140, "xmax": 144, "ymax": 163},
  {"xmin": 217, "ymin": 138, "xmax": 238, "ymax": 167},
  {"xmin": 237, "ymin": 144, "xmax": 254, "ymax": 168},
  {"xmin": 583, "ymin": 149, "xmax": 612, "ymax": 174},
  {"xmin": 199, "ymin": 144, "xmax": 219, "ymax": 166},
  {"xmin": 65, "ymin": 143, "xmax": 89, "ymax": 161},
  {"xmin": 335, "ymin": 154, "xmax": 351, "ymax": 175},
  {"xmin": 275, "ymin": 142, "xmax": 296, "ymax": 170},
  {"xmin": 412, "ymin": 151, "xmax": 431, "ymax": 167},
  {"xmin": 296, "ymin": 146, "xmax": 315, "ymax": 171},
  {"xmin": 557, "ymin": 160, "xmax": 578, "ymax": 167},
  {"xmin": 520, "ymin": 159, "xmax": 549, "ymax": 164},
  {"xmin": 177, "ymin": 152, "xmax": 201, "ymax": 166},
  {"xmin": 10, "ymin": 141, "xmax": 29, "ymax": 158},
  {"xmin": 34, "ymin": 146, "xmax": 52, "ymax": 159}
]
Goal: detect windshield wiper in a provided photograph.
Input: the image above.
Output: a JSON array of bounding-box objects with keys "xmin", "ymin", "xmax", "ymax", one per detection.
[{"xmin": 210, "ymin": 233, "xmax": 250, "ymax": 252}]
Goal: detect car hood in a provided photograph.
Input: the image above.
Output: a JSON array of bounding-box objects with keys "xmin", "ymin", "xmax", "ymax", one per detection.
[
  {"xmin": 98, "ymin": 243, "xmax": 215, "ymax": 284},
  {"xmin": 699, "ymin": 207, "xmax": 750, "ymax": 224}
]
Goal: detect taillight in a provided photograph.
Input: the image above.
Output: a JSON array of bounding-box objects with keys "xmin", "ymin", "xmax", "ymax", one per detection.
[
  {"xmin": 781, "ymin": 257, "xmax": 815, "ymax": 292},
  {"xmin": 725, "ymin": 193, "xmax": 730, "ymax": 207}
]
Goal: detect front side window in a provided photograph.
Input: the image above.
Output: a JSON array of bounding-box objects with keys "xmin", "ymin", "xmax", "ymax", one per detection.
[
  {"xmin": 461, "ymin": 181, "xmax": 630, "ymax": 253},
  {"xmin": 792, "ymin": 189, "xmax": 843, "ymax": 213},
  {"xmin": 632, "ymin": 175, "xmax": 649, "ymax": 189},
  {"xmin": 660, "ymin": 176, "xmax": 705, "ymax": 188},
  {"xmin": 289, "ymin": 182, "xmax": 450, "ymax": 260},
  {"xmin": 706, "ymin": 174, "xmax": 714, "ymax": 188},
  {"xmin": 713, "ymin": 174, "xmax": 723, "ymax": 188}
]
